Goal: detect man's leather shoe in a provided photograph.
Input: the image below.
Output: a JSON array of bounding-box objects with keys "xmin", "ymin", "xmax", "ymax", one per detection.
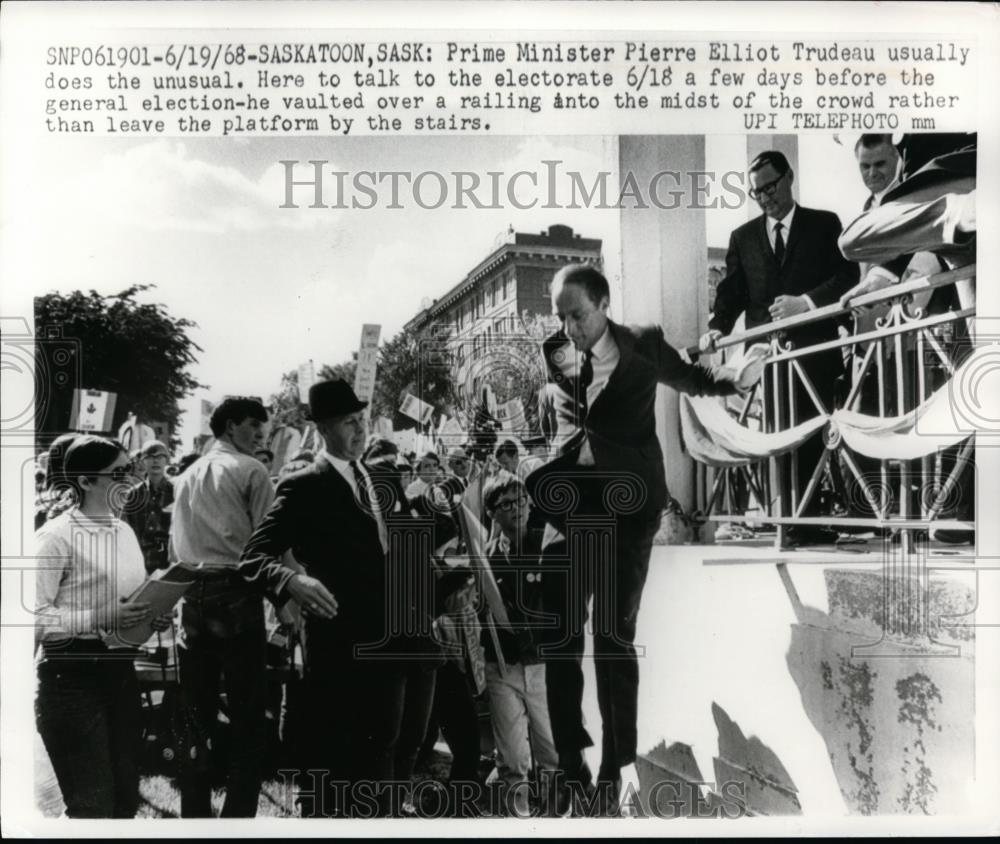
[
  {"xmin": 594, "ymin": 776, "xmax": 622, "ymax": 817},
  {"xmin": 549, "ymin": 759, "xmax": 593, "ymax": 817},
  {"xmin": 783, "ymin": 525, "xmax": 839, "ymax": 547}
]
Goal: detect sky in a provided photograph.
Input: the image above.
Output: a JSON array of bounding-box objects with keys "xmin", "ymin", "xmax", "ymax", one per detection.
[{"xmin": 4, "ymin": 131, "xmax": 873, "ymax": 451}]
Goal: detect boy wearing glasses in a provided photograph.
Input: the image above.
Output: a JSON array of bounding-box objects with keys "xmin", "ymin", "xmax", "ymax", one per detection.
[{"xmin": 482, "ymin": 472, "xmax": 558, "ymax": 816}]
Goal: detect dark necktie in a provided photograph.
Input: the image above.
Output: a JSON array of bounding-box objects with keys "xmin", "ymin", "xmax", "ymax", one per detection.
[
  {"xmin": 351, "ymin": 460, "xmax": 388, "ymax": 552},
  {"xmin": 863, "ymin": 194, "xmax": 875, "ymax": 212},
  {"xmin": 579, "ymin": 350, "xmax": 594, "ymax": 413},
  {"xmin": 350, "ymin": 460, "xmax": 375, "ymax": 519},
  {"xmin": 773, "ymin": 221, "xmax": 785, "ymax": 266}
]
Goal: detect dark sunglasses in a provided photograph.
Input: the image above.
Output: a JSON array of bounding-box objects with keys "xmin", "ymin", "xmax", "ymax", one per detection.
[
  {"xmin": 493, "ymin": 494, "xmax": 528, "ymax": 513},
  {"xmin": 748, "ymin": 171, "xmax": 787, "ymax": 200},
  {"xmin": 89, "ymin": 466, "xmax": 133, "ymax": 483}
]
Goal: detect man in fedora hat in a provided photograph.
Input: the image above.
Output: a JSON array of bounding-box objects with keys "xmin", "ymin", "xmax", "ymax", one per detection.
[{"xmin": 241, "ymin": 380, "xmax": 440, "ymax": 817}]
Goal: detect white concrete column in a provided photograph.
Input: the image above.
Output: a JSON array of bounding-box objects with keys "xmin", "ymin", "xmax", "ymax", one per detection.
[{"xmin": 619, "ymin": 136, "xmax": 708, "ymax": 513}]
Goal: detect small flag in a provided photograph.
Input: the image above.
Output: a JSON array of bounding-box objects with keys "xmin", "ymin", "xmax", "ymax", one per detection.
[
  {"xmin": 70, "ymin": 389, "xmax": 116, "ymax": 432},
  {"xmin": 399, "ymin": 393, "xmax": 434, "ymax": 425}
]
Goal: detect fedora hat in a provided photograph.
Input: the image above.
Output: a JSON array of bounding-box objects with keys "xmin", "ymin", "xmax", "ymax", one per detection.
[{"xmin": 308, "ymin": 380, "xmax": 368, "ymax": 421}]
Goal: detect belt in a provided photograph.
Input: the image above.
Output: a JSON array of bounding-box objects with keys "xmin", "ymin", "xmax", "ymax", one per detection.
[
  {"xmin": 40, "ymin": 639, "xmax": 140, "ymax": 660},
  {"xmin": 188, "ymin": 566, "xmax": 244, "ymax": 581}
]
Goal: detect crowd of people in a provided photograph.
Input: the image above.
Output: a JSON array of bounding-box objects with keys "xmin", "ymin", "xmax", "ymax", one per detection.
[
  {"xmin": 32, "ymin": 396, "xmax": 589, "ymax": 819},
  {"xmin": 33, "ymin": 134, "xmax": 977, "ymax": 821}
]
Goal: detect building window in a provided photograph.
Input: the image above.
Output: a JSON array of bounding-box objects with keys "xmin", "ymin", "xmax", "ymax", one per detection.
[{"xmin": 504, "ymin": 274, "xmax": 512, "ymax": 300}]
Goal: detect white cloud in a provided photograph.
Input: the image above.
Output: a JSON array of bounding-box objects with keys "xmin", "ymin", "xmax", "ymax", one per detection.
[{"xmin": 30, "ymin": 140, "xmax": 338, "ymax": 234}]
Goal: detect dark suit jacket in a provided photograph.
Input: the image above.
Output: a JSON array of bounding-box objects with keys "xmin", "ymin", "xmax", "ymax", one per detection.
[
  {"xmin": 483, "ymin": 526, "xmax": 546, "ymax": 665},
  {"xmin": 239, "ymin": 454, "xmax": 438, "ymax": 666},
  {"xmin": 527, "ymin": 320, "xmax": 737, "ymax": 520},
  {"xmin": 709, "ymin": 205, "xmax": 858, "ymax": 371}
]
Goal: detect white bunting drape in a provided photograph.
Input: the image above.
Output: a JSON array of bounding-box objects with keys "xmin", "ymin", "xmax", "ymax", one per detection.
[{"xmin": 680, "ymin": 354, "xmax": 983, "ymax": 467}]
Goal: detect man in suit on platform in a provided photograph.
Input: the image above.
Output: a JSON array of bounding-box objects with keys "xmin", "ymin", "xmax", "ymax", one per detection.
[
  {"xmin": 240, "ymin": 380, "xmax": 439, "ymax": 817},
  {"xmin": 526, "ymin": 264, "xmax": 760, "ymax": 815},
  {"xmin": 699, "ymin": 150, "xmax": 859, "ymax": 543}
]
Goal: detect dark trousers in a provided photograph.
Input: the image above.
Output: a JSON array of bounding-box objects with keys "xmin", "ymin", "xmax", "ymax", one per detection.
[
  {"xmin": 540, "ymin": 509, "xmax": 661, "ymax": 778},
  {"xmin": 36, "ymin": 644, "xmax": 142, "ymax": 818},
  {"xmin": 178, "ymin": 574, "xmax": 267, "ymax": 818},
  {"xmin": 295, "ymin": 648, "xmax": 436, "ymax": 818},
  {"xmin": 429, "ymin": 662, "xmax": 481, "ymax": 783},
  {"xmin": 360, "ymin": 661, "xmax": 437, "ymax": 815}
]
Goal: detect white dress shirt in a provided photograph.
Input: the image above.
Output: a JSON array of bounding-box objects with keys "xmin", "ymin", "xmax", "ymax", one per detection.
[
  {"xmin": 766, "ymin": 204, "xmax": 818, "ymax": 311},
  {"xmin": 766, "ymin": 204, "xmax": 796, "ymax": 253},
  {"xmin": 578, "ymin": 325, "xmax": 620, "ymax": 465},
  {"xmin": 870, "ymin": 178, "xmax": 900, "ymax": 209},
  {"xmin": 323, "ymin": 450, "xmax": 388, "ymax": 553},
  {"xmin": 170, "ymin": 439, "xmax": 275, "ymax": 568}
]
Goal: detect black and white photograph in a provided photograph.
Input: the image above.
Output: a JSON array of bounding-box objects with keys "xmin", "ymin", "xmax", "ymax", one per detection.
[{"xmin": 1, "ymin": 0, "xmax": 998, "ymax": 836}]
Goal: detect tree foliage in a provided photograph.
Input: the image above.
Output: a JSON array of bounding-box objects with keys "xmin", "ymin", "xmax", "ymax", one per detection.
[
  {"xmin": 370, "ymin": 325, "xmax": 457, "ymax": 428},
  {"xmin": 265, "ymin": 316, "xmax": 554, "ymax": 438},
  {"xmin": 34, "ymin": 285, "xmax": 204, "ymax": 448}
]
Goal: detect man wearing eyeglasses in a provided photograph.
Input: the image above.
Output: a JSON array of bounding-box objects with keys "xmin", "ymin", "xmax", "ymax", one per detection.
[{"xmin": 699, "ymin": 150, "xmax": 858, "ymax": 544}]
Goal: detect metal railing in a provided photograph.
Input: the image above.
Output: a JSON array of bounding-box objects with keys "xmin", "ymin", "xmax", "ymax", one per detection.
[{"xmin": 690, "ymin": 264, "xmax": 977, "ymax": 552}]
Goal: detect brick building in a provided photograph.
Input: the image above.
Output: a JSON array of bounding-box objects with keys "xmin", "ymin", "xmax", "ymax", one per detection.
[{"xmin": 405, "ymin": 224, "xmax": 602, "ymax": 404}]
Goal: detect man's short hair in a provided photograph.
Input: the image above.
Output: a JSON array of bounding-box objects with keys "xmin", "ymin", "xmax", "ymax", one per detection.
[
  {"xmin": 176, "ymin": 453, "xmax": 201, "ymax": 474},
  {"xmin": 418, "ymin": 450, "xmax": 441, "ymax": 467},
  {"xmin": 749, "ymin": 150, "xmax": 791, "ymax": 177},
  {"xmin": 483, "ymin": 470, "xmax": 525, "ymax": 512},
  {"xmin": 854, "ymin": 134, "xmax": 897, "ymax": 155},
  {"xmin": 495, "ymin": 439, "xmax": 519, "ymax": 460},
  {"xmin": 209, "ymin": 397, "xmax": 268, "ymax": 437},
  {"xmin": 365, "ymin": 438, "xmax": 399, "ymax": 463},
  {"xmin": 553, "ymin": 263, "xmax": 609, "ymax": 306}
]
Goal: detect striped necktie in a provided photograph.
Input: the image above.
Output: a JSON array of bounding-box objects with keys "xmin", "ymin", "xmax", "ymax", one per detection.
[
  {"xmin": 350, "ymin": 461, "xmax": 387, "ymax": 553},
  {"xmin": 579, "ymin": 350, "xmax": 594, "ymax": 414}
]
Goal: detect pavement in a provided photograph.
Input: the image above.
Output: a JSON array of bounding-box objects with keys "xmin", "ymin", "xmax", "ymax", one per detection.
[{"xmin": 577, "ymin": 542, "xmax": 865, "ymax": 816}]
